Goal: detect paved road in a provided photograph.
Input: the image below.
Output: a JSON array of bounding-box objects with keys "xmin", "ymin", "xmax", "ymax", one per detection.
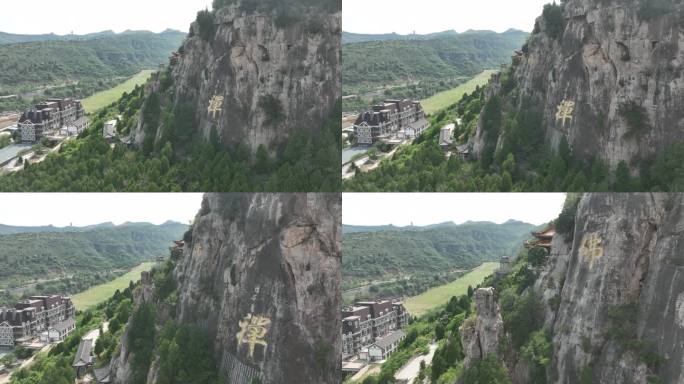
[
  {"xmin": 83, "ymin": 321, "xmax": 109, "ymax": 344},
  {"xmin": 394, "ymin": 342, "xmax": 438, "ymax": 384}
]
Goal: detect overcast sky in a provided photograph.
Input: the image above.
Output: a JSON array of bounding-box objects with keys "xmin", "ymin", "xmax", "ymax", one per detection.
[
  {"xmin": 344, "ymin": 0, "xmax": 552, "ymax": 34},
  {"xmin": 343, "ymin": 193, "xmax": 566, "ymax": 227},
  {"xmin": 0, "ymin": 0, "xmax": 212, "ymax": 35},
  {"xmin": 0, "ymin": 194, "xmax": 203, "ymax": 227}
]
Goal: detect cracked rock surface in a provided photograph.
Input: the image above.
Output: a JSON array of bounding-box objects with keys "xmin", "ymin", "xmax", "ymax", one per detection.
[
  {"xmin": 472, "ymin": 0, "xmax": 684, "ymax": 169},
  {"xmin": 113, "ymin": 194, "xmax": 341, "ymax": 384},
  {"xmin": 134, "ymin": 4, "xmax": 341, "ymax": 154}
]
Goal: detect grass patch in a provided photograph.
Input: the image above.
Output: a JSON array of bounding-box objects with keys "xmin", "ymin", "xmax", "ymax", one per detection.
[
  {"xmin": 71, "ymin": 262, "xmax": 155, "ymax": 310},
  {"xmin": 421, "ymin": 70, "xmax": 497, "ymax": 115},
  {"xmin": 81, "ymin": 70, "xmax": 155, "ymax": 113},
  {"xmin": 404, "ymin": 262, "xmax": 499, "ymax": 316}
]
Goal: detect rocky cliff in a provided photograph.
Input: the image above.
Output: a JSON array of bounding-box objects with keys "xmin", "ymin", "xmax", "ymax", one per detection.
[
  {"xmin": 463, "ymin": 193, "xmax": 684, "ymax": 383},
  {"xmin": 113, "ymin": 193, "xmax": 342, "ymax": 384},
  {"xmin": 134, "ymin": 1, "xmax": 341, "ymax": 154},
  {"xmin": 472, "ymin": 0, "xmax": 684, "ymax": 170},
  {"xmin": 460, "ymin": 287, "xmax": 505, "ymax": 367}
]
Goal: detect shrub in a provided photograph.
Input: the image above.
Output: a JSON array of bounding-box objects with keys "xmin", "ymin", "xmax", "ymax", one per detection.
[
  {"xmin": 542, "ymin": 2, "xmax": 565, "ymax": 39},
  {"xmin": 460, "ymin": 354, "xmax": 512, "ymax": 384},
  {"xmin": 619, "ymin": 101, "xmax": 651, "ymax": 139},
  {"xmin": 637, "ymin": 0, "xmax": 675, "ymax": 20},
  {"xmin": 259, "ymin": 95, "xmax": 285, "ymax": 126},
  {"xmin": 555, "ymin": 194, "xmax": 580, "ymax": 237},
  {"xmin": 196, "ymin": 10, "xmax": 216, "ymax": 42}
]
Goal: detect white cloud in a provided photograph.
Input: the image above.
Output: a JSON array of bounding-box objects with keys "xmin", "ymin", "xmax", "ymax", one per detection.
[
  {"xmin": 0, "ymin": 193, "xmax": 203, "ymax": 227},
  {"xmin": 0, "ymin": 0, "xmax": 213, "ymax": 35},
  {"xmin": 343, "ymin": 193, "xmax": 566, "ymax": 226},
  {"xmin": 343, "ymin": 0, "xmax": 552, "ymax": 34}
]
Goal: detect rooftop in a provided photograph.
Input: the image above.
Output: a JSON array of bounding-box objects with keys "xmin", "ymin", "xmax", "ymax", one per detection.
[
  {"xmin": 72, "ymin": 339, "xmax": 93, "ymax": 367},
  {"xmin": 51, "ymin": 318, "xmax": 75, "ymax": 333},
  {"xmin": 373, "ymin": 329, "xmax": 405, "ymax": 349}
]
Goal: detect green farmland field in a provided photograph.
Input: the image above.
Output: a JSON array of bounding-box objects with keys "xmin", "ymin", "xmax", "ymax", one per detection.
[
  {"xmin": 71, "ymin": 262, "xmax": 155, "ymax": 310},
  {"xmin": 421, "ymin": 70, "xmax": 497, "ymax": 115},
  {"xmin": 81, "ymin": 70, "xmax": 155, "ymax": 113},
  {"xmin": 404, "ymin": 262, "xmax": 499, "ymax": 316}
]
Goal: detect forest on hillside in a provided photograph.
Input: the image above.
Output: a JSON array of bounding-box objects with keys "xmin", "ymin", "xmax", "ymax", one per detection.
[
  {"xmin": 342, "ymin": 30, "xmax": 527, "ymax": 111},
  {"xmin": 0, "ymin": 222, "xmax": 187, "ymax": 305},
  {"xmin": 342, "ymin": 221, "xmax": 534, "ymax": 300},
  {"xmin": 0, "ymin": 31, "xmax": 185, "ymax": 112}
]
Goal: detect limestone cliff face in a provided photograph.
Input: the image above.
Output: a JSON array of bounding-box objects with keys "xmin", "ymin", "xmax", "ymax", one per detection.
[
  {"xmin": 541, "ymin": 193, "xmax": 684, "ymax": 384},
  {"xmin": 464, "ymin": 194, "xmax": 684, "ymax": 383},
  {"xmin": 113, "ymin": 194, "xmax": 342, "ymax": 384},
  {"xmin": 460, "ymin": 287, "xmax": 504, "ymax": 367},
  {"xmin": 134, "ymin": 2, "xmax": 341, "ymax": 153},
  {"xmin": 472, "ymin": 0, "xmax": 684, "ymax": 169}
]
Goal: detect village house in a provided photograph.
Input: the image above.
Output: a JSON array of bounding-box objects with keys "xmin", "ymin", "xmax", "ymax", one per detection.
[
  {"xmin": 360, "ymin": 329, "xmax": 406, "ymax": 362},
  {"xmin": 73, "ymin": 339, "xmax": 94, "ymax": 379},
  {"xmin": 439, "ymin": 123, "xmax": 455, "ymax": 149},
  {"xmin": 353, "ymin": 99, "xmax": 428, "ymax": 145},
  {"xmin": 102, "ymin": 119, "xmax": 118, "ymax": 141},
  {"xmin": 342, "ymin": 300, "xmax": 410, "ymax": 360},
  {"xmin": 18, "ymin": 98, "xmax": 87, "ymax": 143},
  {"xmin": 0, "ymin": 295, "xmax": 75, "ymax": 347},
  {"xmin": 42, "ymin": 317, "xmax": 76, "ymax": 343}
]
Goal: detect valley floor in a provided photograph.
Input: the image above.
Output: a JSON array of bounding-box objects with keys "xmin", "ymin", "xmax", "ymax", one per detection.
[
  {"xmin": 405, "ymin": 262, "xmax": 499, "ymax": 316},
  {"xmin": 420, "ymin": 70, "xmax": 496, "ymax": 115},
  {"xmin": 71, "ymin": 262, "xmax": 155, "ymax": 310},
  {"xmin": 81, "ymin": 70, "xmax": 155, "ymax": 113}
]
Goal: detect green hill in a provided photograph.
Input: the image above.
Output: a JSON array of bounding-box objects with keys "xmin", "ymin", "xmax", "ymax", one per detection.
[
  {"xmin": 0, "ymin": 30, "xmax": 185, "ymax": 111},
  {"xmin": 342, "ymin": 30, "xmax": 528, "ymax": 97},
  {"xmin": 0, "ymin": 221, "xmax": 187, "ymax": 288},
  {"xmin": 342, "ymin": 220, "xmax": 535, "ymax": 301}
]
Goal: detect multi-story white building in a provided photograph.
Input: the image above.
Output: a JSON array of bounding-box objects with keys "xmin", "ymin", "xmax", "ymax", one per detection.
[
  {"xmin": 341, "ymin": 300, "xmax": 410, "ymax": 359},
  {"xmin": 19, "ymin": 98, "xmax": 87, "ymax": 143},
  {"xmin": 0, "ymin": 295, "xmax": 75, "ymax": 346},
  {"xmin": 0, "ymin": 322, "xmax": 14, "ymax": 347},
  {"xmin": 353, "ymin": 99, "xmax": 428, "ymax": 145}
]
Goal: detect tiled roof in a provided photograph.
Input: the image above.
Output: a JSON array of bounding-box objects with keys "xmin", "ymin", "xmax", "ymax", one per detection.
[
  {"xmin": 51, "ymin": 318, "xmax": 74, "ymax": 333},
  {"xmin": 374, "ymin": 330, "xmax": 405, "ymax": 349},
  {"xmin": 73, "ymin": 339, "xmax": 93, "ymax": 367}
]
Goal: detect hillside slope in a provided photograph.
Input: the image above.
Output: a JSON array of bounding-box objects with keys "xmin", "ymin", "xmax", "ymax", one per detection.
[
  {"xmin": 0, "ymin": 30, "xmax": 140, "ymax": 45},
  {"xmin": 343, "ymin": 220, "xmax": 535, "ymax": 283},
  {"xmin": 0, "ymin": 0, "xmax": 341, "ymax": 192},
  {"xmin": 0, "ymin": 222, "xmax": 187, "ymax": 286},
  {"xmin": 343, "ymin": 30, "xmax": 527, "ymax": 93},
  {"xmin": 0, "ymin": 30, "xmax": 185, "ymax": 93}
]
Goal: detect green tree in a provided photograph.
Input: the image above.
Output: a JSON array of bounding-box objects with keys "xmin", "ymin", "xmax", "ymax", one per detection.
[
  {"xmin": 614, "ymin": 161, "xmax": 632, "ymax": 192},
  {"xmin": 461, "ymin": 354, "xmax": 512, "ymax": 384}
]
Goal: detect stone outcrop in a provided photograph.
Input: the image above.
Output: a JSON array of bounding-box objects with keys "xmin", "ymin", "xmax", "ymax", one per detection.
[
  {"xmin": 113, "ymin": 193, "xmax": 342, "ymax": 384},
  {"xmin": 472, "ymin": 0, "xmax": 684, "ymax": 170},
  {"xmin": 134, "ymin": 2, "xmax": 341, "ymax": 154},
  {"xmin": 460, "ymin": 287, "xmax": 504, "ymax": 367}
]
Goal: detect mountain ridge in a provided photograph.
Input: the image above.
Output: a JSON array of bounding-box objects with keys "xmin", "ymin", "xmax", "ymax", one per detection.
[
  {"xmin": 0, "ymin": 29, "xmax": 185, "ymax": 45},
  {"xmin": 342, "ymin": 29, "xmax": 527, "ymax": 44}
]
